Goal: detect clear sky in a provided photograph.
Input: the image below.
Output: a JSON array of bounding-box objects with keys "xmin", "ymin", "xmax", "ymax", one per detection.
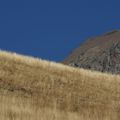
[{"xmin": 0, "ymin": 0, "xmax": 120, "ymax": 61}]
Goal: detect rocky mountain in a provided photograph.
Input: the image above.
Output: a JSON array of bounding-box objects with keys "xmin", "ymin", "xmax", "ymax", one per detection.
[{"xmin": 63, "ymin": 30, "xmax": 120, "ymax": 74}]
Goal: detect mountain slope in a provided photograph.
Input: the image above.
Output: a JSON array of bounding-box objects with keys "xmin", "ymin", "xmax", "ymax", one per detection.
[
  {"xmin": 63, "ymin": 30, "xmax": 120, "ymax": 74},
  {"xmin": 0, "ymin": 51, "xmax": 120, "ymax": 120}
]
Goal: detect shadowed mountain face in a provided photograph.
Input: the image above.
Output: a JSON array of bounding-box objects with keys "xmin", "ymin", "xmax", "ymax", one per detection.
[{"xmin": 63, "ymin": 30, "xmax": 120, "ymax": 74}]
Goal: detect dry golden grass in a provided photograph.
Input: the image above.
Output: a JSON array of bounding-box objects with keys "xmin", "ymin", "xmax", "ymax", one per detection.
[{"xmin": 0, "ymin": 50, "xmax": 120, "ymax": 120}]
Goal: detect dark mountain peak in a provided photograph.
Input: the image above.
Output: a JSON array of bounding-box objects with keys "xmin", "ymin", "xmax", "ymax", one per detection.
[
  {"xmin": 63, "ymin": 30, "xmax": 120, "ymax": 74},
  {"xmin": 103, "ymin": 30, "xmax": 120, "ymax": 36}
]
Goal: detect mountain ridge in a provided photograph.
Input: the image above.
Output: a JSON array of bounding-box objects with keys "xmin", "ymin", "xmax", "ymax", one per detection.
[{"xmin": 63, "ymin": 30, "xmax": 120, "ymax": 74}]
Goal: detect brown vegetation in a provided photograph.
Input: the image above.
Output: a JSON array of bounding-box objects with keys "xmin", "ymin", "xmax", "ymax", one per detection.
[{"xmin": 0, "ymin": 51, "xmax": 120, "ymax": 120}]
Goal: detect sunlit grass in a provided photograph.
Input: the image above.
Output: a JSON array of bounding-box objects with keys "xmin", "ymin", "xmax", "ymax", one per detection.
[{"xmin": 0, "ymin": 50, "xmax": 120, "ymax": 120}]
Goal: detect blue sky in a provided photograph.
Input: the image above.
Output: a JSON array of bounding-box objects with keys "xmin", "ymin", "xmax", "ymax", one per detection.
[{"xmin": 0, "ymin": 0, "xmax": 120, "ymax": 61}]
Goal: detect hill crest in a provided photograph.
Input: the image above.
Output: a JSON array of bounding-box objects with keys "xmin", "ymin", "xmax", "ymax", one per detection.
[{"xmin": 0, "ymin": 50, "xmax": 120, "ymax": 119}]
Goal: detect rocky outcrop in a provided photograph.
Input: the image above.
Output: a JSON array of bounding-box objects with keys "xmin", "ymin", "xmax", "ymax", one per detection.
[{"xmin": 63, "ymin": 30, "xmax": 120, "ymax": 74}]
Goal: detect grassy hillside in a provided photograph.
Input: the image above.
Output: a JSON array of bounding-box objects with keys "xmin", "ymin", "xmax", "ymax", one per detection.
[{"xmin": 0, "ymin": 51, "xmax": 120, "ymax": 120}]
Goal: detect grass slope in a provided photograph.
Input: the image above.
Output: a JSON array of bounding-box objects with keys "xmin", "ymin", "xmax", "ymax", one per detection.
[{"xmin": 0, "ymin": 51, "xmax": 120, "ymax": 120}]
